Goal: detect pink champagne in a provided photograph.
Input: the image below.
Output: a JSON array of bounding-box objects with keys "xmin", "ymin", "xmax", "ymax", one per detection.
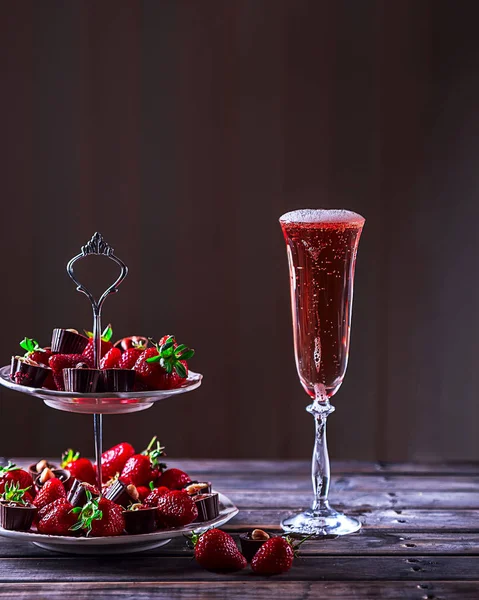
[{"xmin": 280, "ymin": 209, "xmax": 365, "ymax": 401}]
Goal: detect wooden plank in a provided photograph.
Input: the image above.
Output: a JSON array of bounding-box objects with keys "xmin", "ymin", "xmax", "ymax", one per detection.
[
  {"xmin": 0, "ymin": 581, "xmax": 478, "ymax": 600},
  {"xmin": 0, "ymin": 556, "xmax": 478, "ymax": 582},
  {"xmin": 224, "ymin": 508, "xmax": 479, "ymax": 531},
  {"xmin": 230, "ymin": 490, "xmax": 479, "ymax": 510},
  {"xmin": 204, "ymin": 474, "xmax": 479, "ymax": 492},
  {"xmin": 1, "ymin": 531, "xmax": 479, "ymax": 559}
]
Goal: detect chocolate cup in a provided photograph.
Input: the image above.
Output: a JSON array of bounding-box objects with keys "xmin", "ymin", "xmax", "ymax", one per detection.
[
  {"xmin": 51, "ymin": 329, "xmax": 89, "ymax": 354},
  {"xmin": 184, "ymin": 481, "xmax": 212, "ymax": 496},
  {"xmin": 0, "ymin": 502, "xmax": 37, "ymax": 531},
  {"xmin": 123, "ymin": 507, "xmax": 157, "ymax": 534},
  {"xmin": 104, "ymin": 480, "xmax": 137, "ymax": 508},
  {"xmin": 67, "ymin": 480, "xmax": 100, "ymax": 507},
  {"xmin": 239, "ymin": 533, "xmax": 273, "ymax": 562},
  {"xmin": 13, "ymin": 360, "xmax": 51, "ymax": 388},
  {"xmin": 63, "ymin": 368, "xmax": 102, "ymax": 393},
  {"xmin": 101, "ymin": 369, "xmax": 136, "ymax": 392},
  {"xmin": 28, "ymin": 461, "xmax": 58, "ymax": 478},
  {"xmin": 35, "ymin": 469, "xmax": 70, "ymax": 491},
  {"xmin": 194, "ymin": 492, "xmax": 219, "ymax": 522}
]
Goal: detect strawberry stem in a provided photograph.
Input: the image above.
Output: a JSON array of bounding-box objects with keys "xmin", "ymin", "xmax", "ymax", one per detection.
[
  {"xmin": 0, "ymin": 481, "xmax": 31, "ymax": 504},
  {"xmin": 61, "ymin": 449, "xmax": 80, "ymax": 469},
  {"xmin": 0, "ymin": 462, "xmax": 20, "ymax": 476}
]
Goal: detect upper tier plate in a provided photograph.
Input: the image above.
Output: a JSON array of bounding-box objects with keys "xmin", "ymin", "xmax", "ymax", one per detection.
[{"xmin": 0, "ymin": 365, "xmax": 203, "ymax": 414}]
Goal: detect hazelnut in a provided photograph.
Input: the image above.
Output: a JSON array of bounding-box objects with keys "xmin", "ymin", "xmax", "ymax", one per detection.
[
  {"xmin": 251, "ymin": 529, "xmax": 270, "ymax": 541},
  {"xmin": 129, "ymin": 503, "xmax": 143, "ymax": 511},
  {"xmin": 39, "ymin": 468, "xmax": 55, "ymax": 484},
  {"xmin": 66, "ymin": 329, "xmax": 79, "ymax": 334},
  {"xmin": 36, "ymin": 459, "xmax": 49, "ymax": 473},
  {"xmin": 185, "ymin": 483, "xmax": 206, "ymax": 496},
  {"xmin": 127, "ymin": 484, "xmax": 139, "ymax": 501}
]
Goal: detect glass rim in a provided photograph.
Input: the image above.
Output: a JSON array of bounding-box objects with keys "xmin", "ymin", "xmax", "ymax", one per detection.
[{"xmin": 279, "ymin": 208, "xmax": 365, "ymax": 226}]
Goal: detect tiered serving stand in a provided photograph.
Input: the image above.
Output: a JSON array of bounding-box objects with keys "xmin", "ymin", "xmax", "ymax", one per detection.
[{"xmin": 0, "ymin": 233, "xmax": 238, "ymax": 554}]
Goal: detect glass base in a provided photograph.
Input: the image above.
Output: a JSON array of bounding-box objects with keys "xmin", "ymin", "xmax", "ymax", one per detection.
[{"xmin": 281, "ymin": 505, "xmax": 361, "ymax": 537}]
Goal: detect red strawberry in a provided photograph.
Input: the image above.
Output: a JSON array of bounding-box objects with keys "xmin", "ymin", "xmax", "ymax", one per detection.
[
  {"xmin": 0, "ymin": 463, "xmax": 33, "ymax": 495},
  {"xmin": 118, "ymin": 344, "xmax": 147, "ymax": 369},
  {"xmin": 158, "ymin": 334, "xmax": 175, "ymax": 346},
  {"xmin": 156, "ymin": 490, "xmax": 198, "ymax": 528},
  {"xmin": 0, "ymin": 481, "xmax": 34, "ymax": 505},
  {"xmin": 101, "ymin": 442, "xmax": 135, "ymax": 483},
  {"xmin": 61, "ymin": 449, "xmax": 97, "ymax": 486},
  {"xmin": 82, "ymin": 324, "xmax": 114, "ymax": 363},
  {"xmin": 136, "ymin": 486, "xmax": 151, "ymax": 502},
  {"xmin": 193, "ymin": 528, "xmax": 247, "ymax": 571},
  {"xmin": 114, "ymin": 336, "xmax": 148, "ymax": 352},
  {"xmin": 19, "ymin": 338, "xmax": 51, "ymax": 367},
  {"xmin": 251, "ymin": 536, "xmax": 305, "ymax": 575},
  {"xmin": 144, "ymin": 485, "xmax": 169, "ymax": 507},
  {"xmin": 120, "ymin": 437, "xmax": 166, "ymax": 487},
  {"xmin": 71, "ymin": 491, "xmax": 124, "ymax": 537},
  {"xmin": 100, "ymin": 347, "xmax": 121, "ymax": 369},
  {"xmin": 134, "ymin": 336, "xmax": 194, "ymax": 390},
  {"xmin": 156, "ymin": 468, "xmax": 191, "ymax": 490},
  {"xmin": 37, "ymin": 499, "xmax": 78, "ymax": 535},
  {"xmin": 33, "ymin": 477, "xmax": 66, "ymax": 509}
]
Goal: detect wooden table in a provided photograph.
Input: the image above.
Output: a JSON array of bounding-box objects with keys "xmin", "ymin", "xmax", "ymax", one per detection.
[{"xmin": 1, "ymin": 460, "xmax": 478, "ymax": 599}]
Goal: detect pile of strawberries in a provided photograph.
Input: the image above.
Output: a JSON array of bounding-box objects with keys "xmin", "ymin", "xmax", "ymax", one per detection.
[
  {"xmin": 0, "ymin": 437, "xmax": 200, "ymax": 537},
  {"xmin": 12, "ymin": 327, "xmax": 194, "ymax": 392}
]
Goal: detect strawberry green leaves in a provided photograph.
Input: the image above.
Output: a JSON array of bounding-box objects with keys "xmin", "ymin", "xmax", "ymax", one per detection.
[
  {"xmin": 0, "ymin": 462, "xmax": 21, "ymax": 476},
  {"xmin": 146, "ymin": 336, "xmax": 195, "ymax": 378},
  {"xmin": 0, "ymin": 481, "xmax": 31, "ymax": 504},
  {"xmin": 61, "ymin": 449, "xmax": 80, "ymax": 469},
  {"xmin": 84, "ymin": 324, "xmax": 113, "ymax": 343},
  {"xmin": 142, "ymin": 436, "xmax": 167, "ymax": 469},
  {"xmin": 70, "ymin": 490, "xmax": 102, "ymax": 536},
  {"xmin": 19, "ymin": 338, "xmax": 45, "ymax": 356}
]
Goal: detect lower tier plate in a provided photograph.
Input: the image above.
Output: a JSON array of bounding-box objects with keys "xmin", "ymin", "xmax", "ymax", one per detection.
[
  {"xmin": 0, "ymin": 365, "xmax": 203, "ymax": 414},
  {"xmin": 0, "ymin": 492, "xmax": 237, "ymax": 555}
]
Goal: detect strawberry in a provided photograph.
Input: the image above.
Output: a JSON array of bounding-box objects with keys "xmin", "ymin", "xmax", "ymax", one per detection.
[
  {"xmin": 156, "ymin": 490, "xmax": 198, "ymax": 528},
  {"xmin": 82, "ymin": 324, "xmax": 114, "ymax": 363},
  {"xmin": 61, "ymin": 449, "xmax": 96, "ymax": 486},
  {"xmin": 118, "ymin": 342, "xmax": 147, "ymax": 370},
  {"xmin": 134, "ymin": 336, "xmax": 194, "ymax": 390},
  {"xmin": 144, "ymin": 483, "xmax": 169, "ymax": 507},
  {"xmin": 37, "ymin": 498, "xmax": 78, "ymax": 535},
  {"xmin": 120, "ymin": 437, "xmax": 166, "ymax": 487},
  {"xmin": 114, "ymin": 336, "xmax": 148, "ymax": 352},
  {"xmin": 0, "ymin": 481, "xmax": 34, "ymax": 505},
  {"xmin": 136, "ymin": 485, "xmax": 151, "ymax": 502},
  {"xmin": 156, "ymin": 468, "xmax": 191, "ymax": 490},
  {"xmin": 251, "ymin": 536, "xmax": 309, "ymax": 575},
  {"xmin": 33, "ymin": 478, "xmax": 66, "ymax": 509},
  {"xmin": 101, "ymin": 442, "xmax": 135, "ymax": 483},
  {"xmin": 19, "ymin": 338, "xmax": 51, "ymax": 367},
  {"xmin": 100, "ymin": 347, "xmax": 121, "ymax": 369},
  {"xmin": 71, "ymin": 491, "xmax": 124, "ymax": 537},
  {"xmin": 0, "ymin": 463, "xmax": 33, "ymax": 495},
  {"xmin": 192, "ymin": 528, "xmax": 247, "ymax": 572}
]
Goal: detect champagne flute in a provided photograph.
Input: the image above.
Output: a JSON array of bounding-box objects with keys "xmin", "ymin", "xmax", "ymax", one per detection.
[{"xmin": 280, "ymin": 209, "xmax": 365, "ymax": 536}]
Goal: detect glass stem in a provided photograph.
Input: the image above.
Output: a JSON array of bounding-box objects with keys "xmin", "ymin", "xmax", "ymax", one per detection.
[{"xmin": 307, "ymin": 401, "xmax": 335, "ymax": 512}]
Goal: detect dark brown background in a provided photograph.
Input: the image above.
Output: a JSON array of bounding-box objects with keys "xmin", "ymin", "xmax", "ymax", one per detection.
[{"xmin": 1, "ymin": 0, "xmax": 478, "ymax": 462}]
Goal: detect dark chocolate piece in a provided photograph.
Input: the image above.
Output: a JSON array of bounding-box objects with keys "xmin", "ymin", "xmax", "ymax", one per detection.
[
  {"xmin": 123, "ymin": 506, "xmax": 157, "ymax": 534},
  {"xmin": 239, "ymin": 531, "xmax": 272, "ymax": 562},
  {"xmin": 51, "ymin": 328, "xmax": 89, "ymax": 354},
  {"xmin": 63, "ymin": 368, "xmax": 102, "ymax": 393},
  {"xmin": 13, "ymin": 358, "xmax": 50, "ymax": 388},
  {"xmin": 0, "ymin": 502, "xmax": 37, "ymax": 531},
  {"xmin": 184, "ymin": 482, "xmax": 212, "ymax": 496},
  {"xmin": 104, "ymin": 479, "xmax": 139, "ymax": 508},
  {"xmin": 35, "ymin": 469, "xmax": 70, "ymax": 491},
  {"xmin": 101, "ymin": 369, "xmax": 136, "ymax": 392},
  {"xmin": 67, "ymin": 480, "xmax": 100, "ymax": 507},
  {"xmin": 194, "ymin": 492, "xmax": 219, "ymax": 522},
  {"xmin": 10, "ymin": 356, "xmax": 19, "ymax": 380}
]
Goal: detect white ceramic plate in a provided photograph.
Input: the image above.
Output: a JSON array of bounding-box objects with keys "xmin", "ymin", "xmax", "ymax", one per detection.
[
  {"xmin": 0, "ymin": 365, "xmax": 203, "ymax": 415},
  {"xmin": 0, "ymin": 492, "xmax": 238, "ymax": 555}
]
